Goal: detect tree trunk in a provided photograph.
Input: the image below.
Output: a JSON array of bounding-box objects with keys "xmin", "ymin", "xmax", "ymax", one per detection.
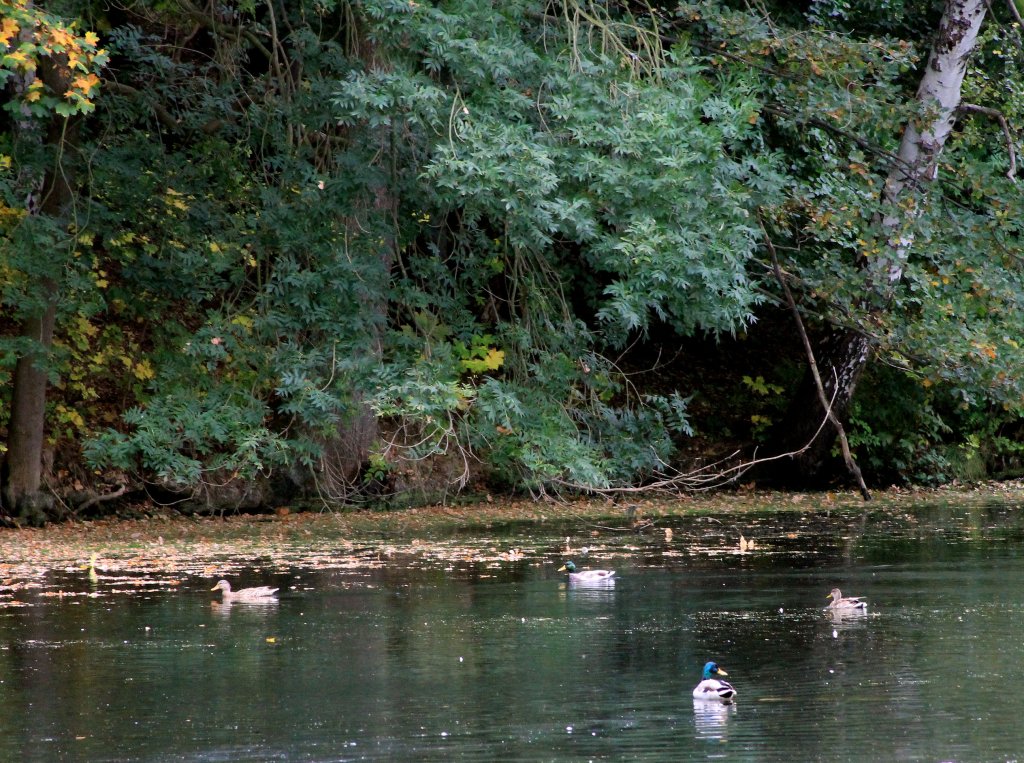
[
  {"xmin": 869, "ymin": 0, "xmax": 988, "ymax": 295},
  {"xmin": 772, "ymin": 330, "xmax": 873, "ymax": 481},
  {"xmin": 772, "ymin": 0, "xmax": 987, "ymax": 482},
  {"xmin": 1, "ymin": 48, "xmax": 76, "ymax": 520},
  {"xmin": 3, "ymin": 301, "xmax": 57, "ymax": 516}
]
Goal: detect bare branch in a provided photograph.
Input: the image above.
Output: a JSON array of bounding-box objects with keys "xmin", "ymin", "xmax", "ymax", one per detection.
[
  {"xmin": 75, "ymin": 483, "xmax": 128, "ymax": 514},
  {"xmin": 960, "ymin": 102, "xmax": 1018, "ymax": 181},
  {"xmin": 1001, "ymin": 0, "xmax": 1024, "ymax": 26},
  {"xmin": 761, "ymin": 216, "xmax": 871, "ymax": 500}
]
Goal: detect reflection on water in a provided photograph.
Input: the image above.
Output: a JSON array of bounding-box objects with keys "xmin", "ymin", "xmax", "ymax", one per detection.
[
  {"xmin": 692, "ymin": 699, "xmax": 736, "ymax": 742},
  {"xmin": 560, "ymin": 579, "xmax": 617, "ymax": 604},
  {"xmin": 210, "ymin": 597, "xmax": 280, "ymax": 616},
  {"xmin": 566, "ymin": 577, "xmax": 616, "ymax": 589},
  {"xmin": 2, "ymin": 502, "xmax": 1024, "ymax": 760},
  {"xmin": 826, "ymin": 605, "xmax": 871, "ymax": 629}
]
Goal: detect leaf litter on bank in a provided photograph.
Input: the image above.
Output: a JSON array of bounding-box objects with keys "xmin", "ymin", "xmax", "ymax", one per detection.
[{"xmin": 0, "ymin": 484, "xmax": 1021, "ymax": 604}]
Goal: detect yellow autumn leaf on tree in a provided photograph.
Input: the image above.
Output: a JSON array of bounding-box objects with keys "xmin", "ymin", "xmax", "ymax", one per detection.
[
  {"xmin": 483, "ymin": 347, "xmax": 505, "ymax": 370},
  {"xmin": 5, "ymin": 49, "xmax": 29, "ymax": 67},
  {"xmin": 133, "ymin": 360, "xmax": 155, "ymax": 381},
  {"xmin": 0, "ymin": 18, "xmax": 19, "ymax": 47},
  {"xmin": 71, "ymin": 73, "xmax": 99, "ymax": 93},
  {"xmin": 74, "ymin": 315, "xmax": 99, "ymax": 337},
  {"xmin": 48, "ymin": 27, "xmax": 75, "ymax": 48}
]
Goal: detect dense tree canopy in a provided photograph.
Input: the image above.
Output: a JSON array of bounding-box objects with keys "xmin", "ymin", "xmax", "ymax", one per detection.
[{"xmin": 2, "ymin": 0, "xmax": 1024, "ymax": 520}]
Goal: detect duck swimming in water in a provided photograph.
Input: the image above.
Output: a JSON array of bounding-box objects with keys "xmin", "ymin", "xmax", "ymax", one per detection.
[
  {"xmin": 692, "ymin": 661, "xmax": 736, "ymax": 701},
  {"xmin": 558, "ymin": 561, "xmax": 615, "ymax": 583},
  {"xmin": 826, "ymin": 588, "xmax": 867, "ymax": 611},
  {"xmin": 210, "ymin": 580, "xmax": 279, "ymax": 601}
]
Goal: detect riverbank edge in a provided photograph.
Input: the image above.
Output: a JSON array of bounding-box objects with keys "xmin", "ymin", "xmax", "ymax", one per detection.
[{"xmin": 2, "ymin": 481, "xmax": 1022, "ymax": 569}]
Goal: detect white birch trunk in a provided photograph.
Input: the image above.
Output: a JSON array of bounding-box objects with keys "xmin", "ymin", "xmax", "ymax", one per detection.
[
  {"xmin": 779, "ymin": 0, "xmax": 988, "ymax": 481},
  {"xmin": 873, "ymin": 0, "xmax": 987, "ymax": 291}
]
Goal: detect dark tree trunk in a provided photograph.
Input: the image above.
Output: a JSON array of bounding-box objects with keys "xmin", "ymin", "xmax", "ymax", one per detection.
[
  {"xmin": 770, "ymin": 329, "xmax": 873, "ymax": 483},
  {"xmin": 3, "ymin": 300, "xmax": 57, "ymax": 517},
  {"xmin": 1, "ymin": 51, "xmax": 76, "ymax": 521}
]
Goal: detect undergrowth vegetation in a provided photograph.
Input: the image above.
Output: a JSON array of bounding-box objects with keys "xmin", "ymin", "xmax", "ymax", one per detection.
[{"xmin": 2, "ymin": 0, "xmax": 1024, "ymax": 519}]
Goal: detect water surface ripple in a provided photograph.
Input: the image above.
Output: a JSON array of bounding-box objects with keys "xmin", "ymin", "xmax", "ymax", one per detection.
[{"xmin": 2, "ymin": 501, "xmax": 1024, "ymax": 761}]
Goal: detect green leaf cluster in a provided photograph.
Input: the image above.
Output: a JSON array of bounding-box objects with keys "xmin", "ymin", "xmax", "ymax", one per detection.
[{"xmin": 6, "ymin": 0, "xmax": 1024, "ymax": 505}]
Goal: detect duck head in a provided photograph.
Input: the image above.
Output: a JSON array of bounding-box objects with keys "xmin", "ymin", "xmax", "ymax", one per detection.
[
  {"xmin": 702, "ymin": 661, "xmax": 728, "ymax": 679},
  {"xmin": 558, "ymin": 561, "xmax": 577, "ymax": 572}
]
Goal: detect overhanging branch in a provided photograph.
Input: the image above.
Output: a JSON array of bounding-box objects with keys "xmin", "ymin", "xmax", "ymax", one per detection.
[{"xmin": 960, "ymin": 102, "xmax": 1018, "ymax": 181}]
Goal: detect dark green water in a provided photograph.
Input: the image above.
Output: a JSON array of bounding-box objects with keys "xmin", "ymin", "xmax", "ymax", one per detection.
[{"xmin": 3, "ymin": 501, "xmax": 1024, "ymax": 761}]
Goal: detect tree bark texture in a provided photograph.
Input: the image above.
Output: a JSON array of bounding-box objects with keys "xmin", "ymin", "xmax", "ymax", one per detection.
[
  {"xmin": 3, "ymin": 303, "xmax": 57, "ymax": 514},
  {"xmin": 771, "ymin": 329, "xmax": 873, "ymax": 481},
  {"xmin": 871, "ymin": 0, "xmax": 988, "ymax": 293},
  {"xmin": 2, "ymin": 49, "xmax": 76, "ymax": 517},
  {"xmin": 773, "ymin": 0, "xmax": 987, "ymax": 483}
]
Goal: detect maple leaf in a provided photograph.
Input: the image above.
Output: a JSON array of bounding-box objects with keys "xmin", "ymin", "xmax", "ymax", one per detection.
[
  {"xmin": 71, "ymin": 72, "xmax": 99, "ymax": 92},
  {"xmin": 0, "ymin": 18, "xmax": 19, "ymax": 47}
]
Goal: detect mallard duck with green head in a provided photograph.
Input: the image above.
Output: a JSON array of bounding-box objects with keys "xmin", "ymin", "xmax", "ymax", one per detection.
[
  {"xmin": 558, "ymin": 561, "xmax": 615, "ymax": 583},
  {"xmin": 693, "ymin": 661, "xmax": 736, "ymax": 701}
]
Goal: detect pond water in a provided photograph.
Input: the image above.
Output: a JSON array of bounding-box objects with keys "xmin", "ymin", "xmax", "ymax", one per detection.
[{"xmin": 3, "ymin": 500, "xmax": 1024, "ymax": 761}]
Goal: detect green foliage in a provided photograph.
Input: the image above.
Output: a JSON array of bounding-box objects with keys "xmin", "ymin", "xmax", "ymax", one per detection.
[
  {"xmin": 85, "ymin": 392, "xmax": 290, "ymax": 485},
  {"xmin": 7, "ymin": 0, "xmax": 1024, "ymax": 508},
  {"xmin": 685, "ymin": 0, "xmax": 1024, "ymax": 479}
]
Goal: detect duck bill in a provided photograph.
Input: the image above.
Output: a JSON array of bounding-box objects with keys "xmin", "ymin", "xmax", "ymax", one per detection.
[
  {"xmin": 557, "ymin": 565, "xmax": 567, "ymax": 572},
  {"xmin": 717, "ymin": 668, "xmax": 728, "ymax": 676}
]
